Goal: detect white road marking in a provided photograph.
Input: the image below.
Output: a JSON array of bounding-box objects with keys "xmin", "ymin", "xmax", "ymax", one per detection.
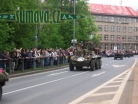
[
  {"xmin": 106, "ymin": 64, "xmax": 108, "ymax": 65},
  {"xmin": 112, "ymin": 65, "xmax": 126, "ymax": 68},
  {"xmin": 91, "ymin": 92, "xmax": 116, "ymax": 96},
  {"xmin": 74, "ymin": 100, "xmax": 112, "ymax": 104},
  {"xmin": 110, "ymin": 81, "xmax": 122, "ymax": 83},
  {"xmin": 110, "ymin": 70, "xmax": 132, "ymax": 104},
  {"xmin": 69, "ymin": 58, "xmax": 137, "ymax": 104},
  {"xmin": 10, "ymin": 67, "xmax": 68, "ymax": 80},
  {"xmin": 92, "ymin": 71, "xmax": 106, "ymax": 77},
  {"xmin": 111, "ymin": 58, "xmax": 138, "ymax": 104},
  {"xmin": 69, "ymin": 70, "xmax": 129, "ymax": 104},
  {"xmin": 47, "ymin": 71, "xmax": 68, "ymax": 76},
  {"xmin": 3, "ymin": 72, "xmax": 87, "ymax": 95},
  {"xmin": 104, "ymin": 85, "xmax": 120, "ymax": 88}
]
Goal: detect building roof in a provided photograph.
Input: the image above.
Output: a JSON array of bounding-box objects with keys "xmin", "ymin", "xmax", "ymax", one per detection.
[{"xmin": 88, "ymin": 3, "xmax": 138, "ymax": 17}]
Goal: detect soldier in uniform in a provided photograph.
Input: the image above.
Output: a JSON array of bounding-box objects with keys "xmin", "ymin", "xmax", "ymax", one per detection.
[{"xmin": 76, "ymin": 43, "xmax": 83, "ymax": 56}]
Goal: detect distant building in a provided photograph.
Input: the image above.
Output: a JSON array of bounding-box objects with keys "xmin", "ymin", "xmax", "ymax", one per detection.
[{"xmin": 88, "ymin": 3, "xmax": 138, "ymax": 50}]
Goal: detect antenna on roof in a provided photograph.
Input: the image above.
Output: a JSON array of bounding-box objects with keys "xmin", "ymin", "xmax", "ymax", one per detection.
[{"xmin": 120, "ymin": 0, "xmax": 122, "ymax": 6}]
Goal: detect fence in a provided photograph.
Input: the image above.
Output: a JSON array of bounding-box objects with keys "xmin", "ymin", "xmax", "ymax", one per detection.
[{"xmin": 0, "ymin": 56, "xmax": 70, "ymax": 74}]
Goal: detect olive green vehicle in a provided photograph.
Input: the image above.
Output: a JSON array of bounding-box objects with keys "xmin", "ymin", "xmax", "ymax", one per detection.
[
  {"xmin": 69, "ymin": 41, "xmax": 102, "ymax": 71},
  {"xmin": 0, "ymin": 69, "xmax": 9, "ymax": 100},
  {"xmin": 114, "ymin": 52, "xmax": 123, "ymax": 60}
]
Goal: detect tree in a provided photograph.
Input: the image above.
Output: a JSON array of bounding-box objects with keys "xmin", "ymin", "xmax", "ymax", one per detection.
[
  {"xmin": 92, "ymin": 34, "xmax": 102, "ymax": 47},
  {"xmin": 0, "ymin": 0, "xmax": 39, "ymax": 51}
]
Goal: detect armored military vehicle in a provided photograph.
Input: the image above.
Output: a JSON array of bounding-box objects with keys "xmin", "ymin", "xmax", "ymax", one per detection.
[
  {"xmin": 114, "ymin": 51, "xmax": 123, "ymax": 60},
  {"xmin": 69, "ymin": 41, "xmax": 102, "ymax": 71},
  {"xmin": 0, "ymin": 69, "xmax": 9, "ymax": 100}
]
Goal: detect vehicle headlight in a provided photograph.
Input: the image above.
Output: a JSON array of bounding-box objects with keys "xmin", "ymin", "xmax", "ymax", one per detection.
[{"xmin": 77, "ymin": 57, "xmax": 84, "ymax": 61}]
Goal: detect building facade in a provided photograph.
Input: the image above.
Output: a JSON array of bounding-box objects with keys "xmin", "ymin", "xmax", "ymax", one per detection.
[{"xmin": 89, "ymin": 4, "xmax": 138, "ymax": 50}]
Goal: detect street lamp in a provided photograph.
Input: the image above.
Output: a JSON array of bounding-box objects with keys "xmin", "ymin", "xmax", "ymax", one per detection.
[
  {"xmin": 34, "ymin": 0, "xmax": 39, "ymax": 48},
  {"xmin": 69, "ymin": 0, "xmax": 77, "ymax": 47}
]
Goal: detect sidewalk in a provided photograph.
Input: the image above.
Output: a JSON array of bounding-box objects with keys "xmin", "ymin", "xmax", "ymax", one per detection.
[
  {"xmin": 9, "ymin": 65, "xmax": 68, "ymax": 78},
  {"xmin": 132, "ymin": 61, "xmax": 138, "ymax": 104},
  {"xmin": 118, "ymin": 60, "xmax": 138, "ymax": 104}
]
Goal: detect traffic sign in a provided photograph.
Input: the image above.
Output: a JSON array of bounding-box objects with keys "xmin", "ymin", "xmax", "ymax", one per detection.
[
  {"xmin": 0, "ymin": 14, "xmax": 15, "ymax": 20},
  {"xmin": 61, "ymin": 14, "xmax": 84, "ymax": 20}
]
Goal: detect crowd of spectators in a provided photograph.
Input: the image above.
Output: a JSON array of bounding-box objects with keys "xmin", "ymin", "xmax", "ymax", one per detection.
[
  {"xmin": 100, "ymin": 49, "xmax": 138, "ymax": 57},
  {"xmin": 0, "ymin": 47, "xmax": 75, "ymax": 72},
  {"xmin": 0, "ymin": 46, "xmax": 138, "ymax": 73}
]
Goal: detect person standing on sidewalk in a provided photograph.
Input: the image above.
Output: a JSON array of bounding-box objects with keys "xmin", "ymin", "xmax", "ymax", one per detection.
[{"xmin": 0, "ymin": 51, "xmax": 10, "ymax": 71}]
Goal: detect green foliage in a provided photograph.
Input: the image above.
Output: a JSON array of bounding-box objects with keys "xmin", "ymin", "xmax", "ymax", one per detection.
[
  {"xmin": 38, "ymin": 23, "xmax": 64, "ymax": 49},
  {"xmin": 92, "ymin": 34, "xmax": 102, "ymax": 45},
  {"xmin": 0, "ymin": 0, "xmax": 99, "ymax": 51}
]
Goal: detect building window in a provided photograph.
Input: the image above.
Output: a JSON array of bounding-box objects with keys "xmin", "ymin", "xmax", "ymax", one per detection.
[
  {"xmin": 98, "ymin": 25, "xmax": 102, "ymax": 31},
  {"xmin": 134, "ymin": 19, "xmax": 138, "ymax": 23},
  {"xmin": 104, "ymin": 16, "xmax": 108, "ymax": 22},
  {"xmin": 104, "ymin": 25, "xmax": 108, "ymax": 31},
  {"xmin": 110, "ymin": 26, "xmax": 115, "ymax": 32},
  {"xmin": 105, "ymin": 44, "xmax": 108, "ymax": 49},
  {"xmin": 134, "ymin": 27, "xmax": 138, "ymax": 32},
  {"xmin": 110, "ymin": 35, "xmax": 115, "ymax": 41},
  {"xmin": 117, "ymin": 35, "xmax": 121, "ymax": 41},
  {"xmin": 111, "ymin": 44, "xmax": 114, "ymax": 49},
  {"xmin": 104, "ymin": 34, "xmax": 108, "ymax": 41},
  {"xmin": 128, "ymin": 36, "xmax": 132, "ymax": 41},
  {"xmin": 116, "ymin": 17, "xmax": 121, "ymax": 22},
  {"xmin": 128, "ymin": 27, "xmax": 132, "ymax": 33},
  {"xmin": 122, "ymin": 35, "xmax": 126, "ymax": 41},
  {"xmin": 122, "ymin": 18, "xmax": 126, "ymax": 23},
  {"xmin": 117, "ymin": 44, "xmax": 120, "ymax": 49},
  {"xmin": 128, "ymin": 18, "xmax": 132, "ymax": 23},
  {"xmin": 98, "ymin": 16, "xmax": 102, "ymax": 21},
  {"xmin": 117, "ymin": 26, "xmax": 121, "ymax": 32},
  {"xmin": 123, "ymin": 26, "xmax": 126, "ymax": 32},
  {"xmin": 134, "ymin": 36, "xmax": 138, "ymax": 41},
  {"xmin": 110, "ymin": 17, "xmax": 114, "ymax": 22},
  {"xmin": 134, "ymin": 44, "xmax": 137, "ymax": 50},
  {"xmin": 123, "ymin": 44, "xmax": 126, "ymax": 49}
]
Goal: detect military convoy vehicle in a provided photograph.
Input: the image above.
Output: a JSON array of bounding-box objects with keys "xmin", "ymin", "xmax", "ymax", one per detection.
[
  {"xmin": 0, "ymin": 69, "xmax": 9, "ymax": 100},
  {"xmin": 114, "ymin": 51, "xmax": 123, "ymax": 60},
  {"xmin": 124, "ymin": 50, "xmax": 134, "ymax": 58},
  {"xmin": 69, "ymin": 41, "xmax": 102, "ymax": 71}
]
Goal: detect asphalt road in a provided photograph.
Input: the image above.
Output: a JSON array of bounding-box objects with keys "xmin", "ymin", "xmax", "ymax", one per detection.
[{"xmin": 1, "ymin": 56, "xmax": 137, "ymax": 104}]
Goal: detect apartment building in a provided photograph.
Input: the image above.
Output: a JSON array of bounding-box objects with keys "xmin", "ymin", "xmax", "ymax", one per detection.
[{"xmin": 89, "ymin": 3, "xmax": 138, "ymax": 50}]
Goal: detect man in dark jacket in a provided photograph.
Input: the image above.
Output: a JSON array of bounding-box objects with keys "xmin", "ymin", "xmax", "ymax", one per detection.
[{"xmin": 0, "ymin": 51, "xmax": 9, "ymax": 70}]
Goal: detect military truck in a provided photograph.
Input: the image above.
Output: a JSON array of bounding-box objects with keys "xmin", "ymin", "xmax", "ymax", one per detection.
[
  {"xmin": 0, "ymin": 69, "xmax": 9, "ymax": 100},
  {"xmin": 69, "ymin": 41, "xmax": 102, "ymax": 71},
  {"xmin": 124, "ymin": 50, "xmax": 134, "ymax": 58},
  {"xmin": 114, "ymin": 51, "xmax": 123, "ymax": 60}
]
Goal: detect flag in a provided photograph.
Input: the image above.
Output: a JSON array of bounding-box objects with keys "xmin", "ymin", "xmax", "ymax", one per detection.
[{"xmin": 118, "ymin": 37, "xmax": 122, "ymax": 43}]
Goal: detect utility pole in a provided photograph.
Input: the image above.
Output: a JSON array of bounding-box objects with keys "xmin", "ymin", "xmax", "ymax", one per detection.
[
  {"xmin": 34, "ymin": 0, "xmax": 38, "ymax": 48},
  {"xmin": 73, "ymin": 0, "xmax": 76, "ymax": 47}
]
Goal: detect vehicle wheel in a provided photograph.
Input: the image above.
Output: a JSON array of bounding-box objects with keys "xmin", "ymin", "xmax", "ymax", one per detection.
[
  {"xmin": 79, "ymin": 67, "xmax": 83, "ymax": 69},
  {"xmin": 99, "ymin": 59, "xmax": 102, "ymax": 69},
  {"xmin": 69, "ymin": 61, "xmax": 74, "ymax": 71},
  {"xmin": 90, "ymin": 60, "xmax": 95, "ymax": 71},
  {"xmin": 0, "ymin": 85, "xmax": 2, "ymax": 101},
  {"xmin": 76, "ymin": 67, "xmax": 80, "ymax": 70},
  {"xmin": 114, "ymin": 57, "xmax": 116, "ymax": 60},
  {"xmin": 95, "ymin": 60, "xmax": 99, "ymax": 69}
]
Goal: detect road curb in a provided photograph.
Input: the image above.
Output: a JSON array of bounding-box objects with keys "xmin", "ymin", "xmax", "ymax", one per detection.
[
  {"xmin": 132, "ymin": 61, "xmax": 138, "ymax": 104},
  {"xmin": 9, "ymin": 65, "xmax": 69, "ymax": 78}
]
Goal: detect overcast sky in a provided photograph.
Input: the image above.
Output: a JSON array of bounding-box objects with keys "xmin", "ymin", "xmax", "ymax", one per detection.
[{"xmin": 88, "ymin": 0, "xmax": 138, "ymax": 11}]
